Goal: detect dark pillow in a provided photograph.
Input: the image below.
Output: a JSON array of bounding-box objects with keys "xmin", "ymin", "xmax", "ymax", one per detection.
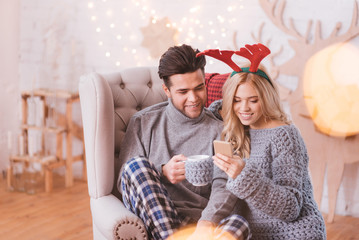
[{"xmin": 205, "ymin": 73, "xmax": 230, "ymax": 107}]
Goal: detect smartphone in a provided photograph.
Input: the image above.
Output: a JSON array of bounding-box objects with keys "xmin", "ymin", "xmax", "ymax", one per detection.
[{"xmin": 213, "ymin": 140, "xmax": 233, "ymax": 157}]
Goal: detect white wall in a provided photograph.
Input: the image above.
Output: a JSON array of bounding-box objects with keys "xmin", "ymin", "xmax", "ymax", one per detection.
[
  {"xmin": 0, "ymin": 0, "xmax": 20, "ymax": 172},
  {"xmin": 1, "ymin": 0, "xmax": 358, "ymax": 218}
]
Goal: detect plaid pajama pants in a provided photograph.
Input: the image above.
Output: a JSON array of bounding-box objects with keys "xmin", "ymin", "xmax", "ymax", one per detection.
[{"xmin": 121, "ymin": 156, "xmax": 251, "ymax": 240}]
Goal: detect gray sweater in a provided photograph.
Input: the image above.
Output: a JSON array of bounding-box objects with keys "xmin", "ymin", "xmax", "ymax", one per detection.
[
  {"xmin": 118, "ymin": 99, "xmax": 240, "ymax": 223},
  {"xmin": 227, "ymin": 125, "xmax": 326, "ymax": 239}
]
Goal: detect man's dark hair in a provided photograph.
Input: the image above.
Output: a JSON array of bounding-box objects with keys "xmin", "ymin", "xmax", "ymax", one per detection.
[{"xmin": 158, "ymin": 44, "xmax": 206, "ymax": 88}]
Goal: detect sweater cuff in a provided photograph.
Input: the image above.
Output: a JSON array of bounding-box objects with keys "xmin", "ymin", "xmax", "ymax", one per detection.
[{"xmin": 226, "ymin": 161, "xmax": 263, "ymax": 199}]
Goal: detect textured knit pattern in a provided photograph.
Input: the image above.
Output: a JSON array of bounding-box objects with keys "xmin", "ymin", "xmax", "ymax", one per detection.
[
  {"xmin": 226, "ymin": 125, "xmax": 326, "ymax": 240},
  {"xmin": 185, "ymin": 158, "xmax": 214, "ymax": 186},
  {"xmin": 207, "ymin": 99, "xmax": 223, "ymax": 121},
  {"xmin": 121, "ymin": 157, "xmax": 251, "ymax": 240}
]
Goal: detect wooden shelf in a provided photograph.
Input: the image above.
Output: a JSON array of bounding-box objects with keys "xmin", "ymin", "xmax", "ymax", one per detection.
[
  {"xmin": 10, "ymin": 154, "xmax": 57, "ymax": 164},
  {"xmin": 7, "ymin": 88, "xmax": 86, "ymax": 193},
  {"xmin": 21, "ymin": 88, "xmax": 79, "ymax": 100},
  {"xmin": 21, "ymin": 124, "xmax": 66, "ymax": 133}
]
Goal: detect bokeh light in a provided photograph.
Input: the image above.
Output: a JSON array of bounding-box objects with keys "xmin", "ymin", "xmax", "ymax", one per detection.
[{"xmin": 303, "ymin": 43, "xmax": 359, "ymax": 137}]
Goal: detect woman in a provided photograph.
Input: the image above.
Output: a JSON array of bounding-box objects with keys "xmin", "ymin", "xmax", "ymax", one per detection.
[{"xmin": 208, "ymin": 63, "xmax": 327, "ymax": 239}]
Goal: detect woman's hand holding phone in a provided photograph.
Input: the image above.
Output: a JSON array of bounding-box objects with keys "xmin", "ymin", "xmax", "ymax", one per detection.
[{"xmin": 213, "ymin": 140, "xmax": 245, "ymax": 179}]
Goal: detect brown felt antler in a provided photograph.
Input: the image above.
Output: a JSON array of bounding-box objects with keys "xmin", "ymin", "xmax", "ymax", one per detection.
[
  {"xmin": 196, "ymin": 49, "xmax": 241, "ymax": 72},
  {"xmin": 234, "ymin": 43, "xmax": 271, "ymax": 72}
]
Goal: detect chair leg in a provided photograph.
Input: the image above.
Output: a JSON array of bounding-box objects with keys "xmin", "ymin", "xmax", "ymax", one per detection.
[
  {"xmin": 45, "ymin": 168, "xmax": 53, "ymax": 192},
  {"xmin": 7, "ymin": 165, "xmax": 13, "ymax": 190}
]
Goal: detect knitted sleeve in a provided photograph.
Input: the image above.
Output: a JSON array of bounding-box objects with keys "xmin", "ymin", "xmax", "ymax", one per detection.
[
  {"xmin": 207, "ymin": 99, "xmax": 223, "ymax": 121},
  {"xmin": 200, "ymin": 165, "xmax": 240, "ymax": 223},
  {"xmin": 226, "ymin": 127, "xmax": 306, "ymax": 222}
]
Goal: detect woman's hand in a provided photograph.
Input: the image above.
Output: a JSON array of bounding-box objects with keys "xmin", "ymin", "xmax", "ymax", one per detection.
[{"xmin": 213, "ymin": 153, "xmax": 245, "ymax": 179}]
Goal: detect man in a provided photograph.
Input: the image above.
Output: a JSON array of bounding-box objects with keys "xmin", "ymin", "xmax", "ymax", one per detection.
[{"xmin": 118, "ymin": 44, "xmax": 250, "ymax": 240}]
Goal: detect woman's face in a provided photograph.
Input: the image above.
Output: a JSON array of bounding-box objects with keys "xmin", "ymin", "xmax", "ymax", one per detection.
[{"xmin": 233, "ymin": 82, "xmax": 266, "ymax": 129}]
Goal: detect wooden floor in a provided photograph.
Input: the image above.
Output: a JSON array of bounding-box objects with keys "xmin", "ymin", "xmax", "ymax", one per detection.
[
  {"xmin": 1, "ymin": 176, "xmax": 359, "ymax": 240},
  {"xmin": 0, "ymin": 175, "xmax": 92, "ymax": 240}
]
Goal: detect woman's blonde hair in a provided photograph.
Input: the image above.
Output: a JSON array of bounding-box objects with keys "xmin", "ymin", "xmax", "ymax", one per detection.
[{"xmin": 221, "ymin": 65, "xmax": 291, "ymax": 158}]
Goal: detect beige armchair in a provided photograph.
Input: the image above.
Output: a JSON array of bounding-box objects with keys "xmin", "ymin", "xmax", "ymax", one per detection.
[{"xmin": 79, "ymin": 67, "xmax": 167, "ymax": 240}]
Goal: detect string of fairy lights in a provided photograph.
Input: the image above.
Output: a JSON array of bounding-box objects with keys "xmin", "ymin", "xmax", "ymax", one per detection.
[
  {"xmin": 86, "ymin": 1, "xmax": 359, "ymax": 137},
  {"xmin": 86, "ymin": 0, "xmax": 246, "ymax": 68}
]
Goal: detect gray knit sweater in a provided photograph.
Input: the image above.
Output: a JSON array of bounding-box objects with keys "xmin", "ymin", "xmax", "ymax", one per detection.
[
  {"xmin": 227, "ymin": 125, "xmax": 326, "ymax": 239},
  {"xmin": 118, "ymin": 99, "xmax": 240, "ymax": 223}
]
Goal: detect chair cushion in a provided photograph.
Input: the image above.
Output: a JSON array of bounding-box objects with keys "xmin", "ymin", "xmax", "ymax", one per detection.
[
  {"xmin": 106, "ymin": 67, "xmax": 167, "ymax": 154},
  {"xmin": 205, "ymin": 73, "xmax": 230, "ymax": 107}
]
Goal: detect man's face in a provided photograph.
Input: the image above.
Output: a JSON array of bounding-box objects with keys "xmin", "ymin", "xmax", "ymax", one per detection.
[{"xmin": 163, "ymin": 69, "xmax": 207, "ymax": 119}]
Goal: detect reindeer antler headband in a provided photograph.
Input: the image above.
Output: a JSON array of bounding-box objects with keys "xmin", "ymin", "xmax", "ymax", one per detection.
[{"xmin": 196, "ymin": 43, "xmax": 272, "ymax": 86}]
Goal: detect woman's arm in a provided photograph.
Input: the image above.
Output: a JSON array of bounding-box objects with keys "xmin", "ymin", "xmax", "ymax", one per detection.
[{"xmin": 226, "ymin": 128, "xmax": 306, "ymax": 222}]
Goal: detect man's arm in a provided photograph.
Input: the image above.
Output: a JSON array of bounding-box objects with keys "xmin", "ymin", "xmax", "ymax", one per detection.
[{"xmin": 200, "ymin": 166, "xmax": 239, "ymax": 223}]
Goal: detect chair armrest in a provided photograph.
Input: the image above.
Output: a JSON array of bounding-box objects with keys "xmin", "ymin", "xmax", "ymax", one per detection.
[
  {"xmin": 91, "ymin": 195, "xmax": 147, "ymax": 240},
  {"xmin": 79, "ymin": 73, "xmax": 115, "ymax": 198}
]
